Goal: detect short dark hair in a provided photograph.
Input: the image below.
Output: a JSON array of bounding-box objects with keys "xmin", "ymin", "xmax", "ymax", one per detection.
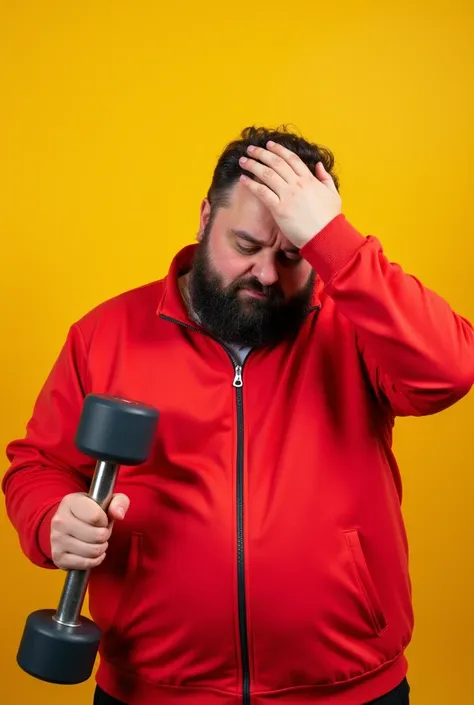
[{"xmin": 206, "ymin": 124, "xmax": 339, "ymax": 215}]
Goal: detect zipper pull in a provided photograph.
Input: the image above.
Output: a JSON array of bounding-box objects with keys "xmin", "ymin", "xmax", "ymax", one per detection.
[{"xmin": 233, "ymin": 365, "xmax": 243, "ymax": 388}]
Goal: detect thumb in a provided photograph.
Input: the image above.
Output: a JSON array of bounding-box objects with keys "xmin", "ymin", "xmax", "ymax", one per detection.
[
  {"xmin": 315, "ymin": 161, "xmax": 338, "ymax": 194},
  {"xmin": 107, "ymin": 493, "xmax": 130, "ymax": 521}
]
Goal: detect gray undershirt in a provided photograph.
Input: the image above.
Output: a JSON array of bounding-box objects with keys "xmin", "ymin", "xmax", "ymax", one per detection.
[{"xmin": 225, "ymin": 343, "xmax": 251, "ymax": 365}]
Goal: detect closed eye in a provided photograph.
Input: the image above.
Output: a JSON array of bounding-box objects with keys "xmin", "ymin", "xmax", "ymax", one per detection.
[
  {"xmin": 278, "ymin": 251, "xmax": 302, "ymax": 265},
  {"xmin": 231, "ymin": 230, "xmax": 301, "ymax": 263},
  {"xmin": 236, "ymin": 242, "xmax": 260, "ymax": 255}
]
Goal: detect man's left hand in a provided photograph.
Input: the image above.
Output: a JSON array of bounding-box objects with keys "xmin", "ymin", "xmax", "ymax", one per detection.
[{"xmin": 239, "ymin": 141, "xmax": 342, "ymax": 249}]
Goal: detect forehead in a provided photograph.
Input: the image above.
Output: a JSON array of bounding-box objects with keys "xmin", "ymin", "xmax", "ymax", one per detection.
[{"xmin": 214, "ymin": 181, "xmax": 287, "ymax": 248}]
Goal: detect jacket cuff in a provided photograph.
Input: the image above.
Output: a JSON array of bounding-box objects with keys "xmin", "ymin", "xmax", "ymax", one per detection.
[
  {"xmin": 300, "ymin": 214, "xmax": 367, "ymax": 284},
  {"xmin": 37, "ymin": 503, "xmax": 60, "ymax": 562}
]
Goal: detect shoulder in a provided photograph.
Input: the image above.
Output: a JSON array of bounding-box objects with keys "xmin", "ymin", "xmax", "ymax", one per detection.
[{"xmin": 72, "ymin": 278, "xmax": 165, "ymax": 344}]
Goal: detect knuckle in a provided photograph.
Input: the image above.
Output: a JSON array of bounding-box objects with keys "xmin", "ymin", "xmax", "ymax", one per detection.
[
  {"xmin": 89, "ymin": 508, "xmax": 103, "ymax": 525},
  {"xmin": 65, "ymin": 492, "xmax": 82, "ymax": 508},
  {"xmin": 73, "ymin": 556, "xmax": 90, "ymax": 570},
  {"xmin": 51, "ymin": 537, "xmax": 63, "ymax": 553},
  {"xmin": 51, "ymin": 513, "xmax": 63, "ymax": 528},
  {"xmin": 92, "ymin": 508, "xmax": 104, "ymax": 524},
  {"xmin": 267, "ymin": 152, "xmax": 279, "ymax": 166},
  {"xmin": 94, "ymin": 542, "xmax": 106, "ymax": 557},
  {"xmin": 52, "ymin": 551, "xmax": 65, "ymax": 568},
  {"xmin": 97, "ymin": 528, "xmax": 109, "ymax": 543},
  {"xmin": 90, "ymin": 555, "xmax": 104, "ymax": 568}
]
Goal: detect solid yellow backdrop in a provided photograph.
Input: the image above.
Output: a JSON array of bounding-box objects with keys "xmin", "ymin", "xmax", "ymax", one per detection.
[{"xmin": 1, "ymin": 2, "xmax": 473, "ymax": 704}]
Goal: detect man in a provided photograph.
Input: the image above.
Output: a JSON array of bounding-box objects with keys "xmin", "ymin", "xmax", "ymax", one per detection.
[{"xmin": 3, "ymin": 125, "xmax": 474, "ymax": 705}]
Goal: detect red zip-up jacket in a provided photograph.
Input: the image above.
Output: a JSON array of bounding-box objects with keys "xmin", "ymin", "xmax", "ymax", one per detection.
[{"xmin": 3, "ymin": 215, "xmax": 474, "ymax": 704}]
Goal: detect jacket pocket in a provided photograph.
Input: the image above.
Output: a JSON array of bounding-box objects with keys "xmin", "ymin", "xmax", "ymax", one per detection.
[
  {"xmin": 110, "ymin": 531, "xmax": 143, "ymax": 634},
  {"xmin": 343, "ymin": 529, "xmax": 387, "ymax": 636}
]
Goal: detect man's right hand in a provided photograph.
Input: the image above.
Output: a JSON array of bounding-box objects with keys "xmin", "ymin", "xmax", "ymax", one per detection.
[{"xmin": 50, "ymin": 492, "xmax": 130, "ymax": 570}]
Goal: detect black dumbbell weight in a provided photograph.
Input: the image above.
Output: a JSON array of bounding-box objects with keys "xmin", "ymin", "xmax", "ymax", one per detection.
[{"xmin": 16, "ymin": 393, "xmax": 159, "ymax": 685}]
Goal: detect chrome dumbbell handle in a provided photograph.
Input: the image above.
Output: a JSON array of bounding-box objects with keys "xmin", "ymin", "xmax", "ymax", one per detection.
[{"xmin": 54, "ymin": 459, "xmax": 120, "ymax": 627}]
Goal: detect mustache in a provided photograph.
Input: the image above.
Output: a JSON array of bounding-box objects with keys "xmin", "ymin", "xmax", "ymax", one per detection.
[{"xmin": 230, "ymin": 277, "xmax": 283, "ymax": 300}]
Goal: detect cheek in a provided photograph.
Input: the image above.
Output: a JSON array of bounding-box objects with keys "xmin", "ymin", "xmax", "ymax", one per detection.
[
  {"xmin": 279, "ymin": 264, "xmax": 312, "ymax": 297},
  {"xmin": 211, "ymin": 246, "xmax": 250, "ymax": 286}
]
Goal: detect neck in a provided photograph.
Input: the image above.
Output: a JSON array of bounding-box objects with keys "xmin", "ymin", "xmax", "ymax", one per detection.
[{"xmin": 178, "ymin": 270, "xmax": 195, "ymax": 319}]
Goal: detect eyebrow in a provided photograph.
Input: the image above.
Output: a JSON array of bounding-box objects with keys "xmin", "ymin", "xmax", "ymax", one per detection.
[{"xmin": 230, "ymin": 229, "xmax": 300, "ymax": 255}]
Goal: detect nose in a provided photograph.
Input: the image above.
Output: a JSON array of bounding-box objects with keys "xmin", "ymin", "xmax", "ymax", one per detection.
[{"xmin": 252, "ymin": 256, "xmax": 278, "ymax": 287}]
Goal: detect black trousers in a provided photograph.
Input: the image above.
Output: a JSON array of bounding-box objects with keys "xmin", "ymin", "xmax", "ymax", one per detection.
[{"xmin": 94, "ymin": 677, "xmax": 410, "ymax": 704}]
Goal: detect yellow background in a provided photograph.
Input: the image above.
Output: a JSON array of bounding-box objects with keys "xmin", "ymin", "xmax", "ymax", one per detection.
[{"xmin": 1, "ymin": 2, "xmax": 473, "ymax": 703}]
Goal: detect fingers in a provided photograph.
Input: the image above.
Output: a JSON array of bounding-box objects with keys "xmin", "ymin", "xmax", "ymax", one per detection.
[
  {"xmin": 238, "ymin": 141, "xmax": 319, "ymax": 202},
  {"xmin": 70, "ymin": 493, "xmax": 108, "ymax": 527},
  {"xmin": 315, "ymin": 161, "xmax": 339, "ymax": 194},
  {"xmin": 50, "ymin": 491, "xmax": 131, "ymax": 571},
  {"xmin": 53, "ymin": 550, "xmax": 107, "ymax": 572},
  {"xmin": 108, "ymin": 493, "xmax": 130, "ymax": 521},
  {"xmin": 244, "ymin": 144, "xmax": 297, "ymax": 183},
  {"xmin": 50, "ymin": 516, "xmax": 110, "ymax": 571},
  {"xmin": 58, "ymin": 534, "xmax": 109, "ymax": 559},
  {"xmin": 51, "ymin": 510, "xmax": 111, "ymax": 545},
  {"xmin": 239, "ymin": 174, "xmax": 280, "ymax": 207},
  {"xmin": 239, "ymin": 155, "xmax": 287, "ymax": 197},
  {"xmin": 265, "ymin": 141, "xmax": 311, "ymax": 178}
]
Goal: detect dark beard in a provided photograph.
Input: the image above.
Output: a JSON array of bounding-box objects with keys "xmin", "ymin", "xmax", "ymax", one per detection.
[{"xmin": 186, "ymin": 237, "xmax": 315, "ymax": 348}]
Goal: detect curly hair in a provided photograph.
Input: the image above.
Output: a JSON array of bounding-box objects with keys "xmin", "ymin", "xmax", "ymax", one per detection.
[{"xmin": 207, "ymin": 125, "xmax": 339, "ymax": 215}]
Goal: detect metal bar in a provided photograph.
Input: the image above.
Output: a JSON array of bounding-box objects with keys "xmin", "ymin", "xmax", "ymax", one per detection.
[{"xmin": 53, "ymin": 460, "xmax": 119, "ymax": 626}]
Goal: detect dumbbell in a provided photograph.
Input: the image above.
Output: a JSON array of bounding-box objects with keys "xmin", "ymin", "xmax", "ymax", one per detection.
[{"xmin": 16, "ymin": 393, "xmax": 159, "ymax": 685}]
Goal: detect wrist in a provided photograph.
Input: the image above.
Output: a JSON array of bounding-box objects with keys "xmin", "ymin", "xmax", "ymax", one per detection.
[
  {"xmin": 298, "ymin": 213, "xmax": 341, "ymax": 248},
  {"xmin": 300, "ymin": 214, "xmax": 367, "ymax": 283}
]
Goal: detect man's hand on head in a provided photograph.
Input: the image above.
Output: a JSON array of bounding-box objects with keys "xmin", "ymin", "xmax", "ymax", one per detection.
[{"xmin": 238, "ymin": 141, "xmax": 342, "ymax": 249}]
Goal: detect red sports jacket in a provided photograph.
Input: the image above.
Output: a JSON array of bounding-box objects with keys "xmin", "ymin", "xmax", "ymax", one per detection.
[{"xmin": 3, "ymin": 215, "xmax": 474, "ymax": 704}]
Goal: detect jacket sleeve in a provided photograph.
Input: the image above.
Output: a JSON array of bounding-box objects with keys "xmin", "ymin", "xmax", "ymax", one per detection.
[
  {"xmin": 300, "ymin": 214, "xmax": 474, "ymax": 417},
  {"xmin": 2, "ymin": 322, "xmax": 95, "ymax": 569}
]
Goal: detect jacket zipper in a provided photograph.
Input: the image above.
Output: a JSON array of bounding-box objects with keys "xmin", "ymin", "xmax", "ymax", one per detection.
[
  {"xmin": 232, "ymin": 362, "xmax": 251, "ymax": 705},
  {"xmin": 159, "ymin": 314, "xmax": 251, "ymax": 704}
]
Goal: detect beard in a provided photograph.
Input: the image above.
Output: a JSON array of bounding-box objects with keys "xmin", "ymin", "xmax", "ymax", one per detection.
[{"xmin": 186, "ymin": 234, "xmax": 315, "ymax": 349}]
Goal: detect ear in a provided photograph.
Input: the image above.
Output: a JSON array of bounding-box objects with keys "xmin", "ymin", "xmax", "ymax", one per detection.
[{"xmin": 197, "ymin": 199, "xmax": 211, "ymax": 242}]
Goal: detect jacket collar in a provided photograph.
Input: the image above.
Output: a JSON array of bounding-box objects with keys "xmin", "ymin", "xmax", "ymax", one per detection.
[
  {"xmin": 156, "ymin": 243, "xmax": 198, "ymax": 325},
  {"xmin": 156, "ymin": 243, "xmax": 323, "ymax": 324}
]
